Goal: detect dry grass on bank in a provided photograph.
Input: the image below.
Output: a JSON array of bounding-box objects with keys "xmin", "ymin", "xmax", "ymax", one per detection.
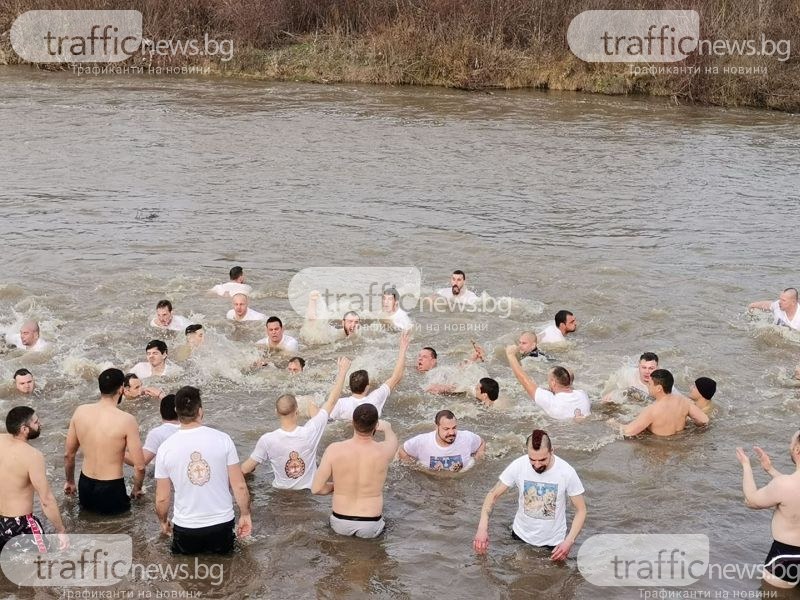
[{"xmin": 1, "ymin": 0, "xmax": 798, "ymax": 110}]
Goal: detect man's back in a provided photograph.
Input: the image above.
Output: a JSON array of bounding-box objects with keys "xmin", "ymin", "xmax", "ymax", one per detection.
[
  {"xmin": 0, "ymin": 435, "xmax": 36, "ymax": 516},
  {"xmin": 647, "ymin": 394, "xmax": 693, "ymax": 436},
  {"xmin": 72, "ymin": 403, "xmax": 132, "ymax": 479},
  {"xmin": 254, "ymin": 412, "xmax": 328, "ymax": 490},
  {"xmin": 770, "ymin": 473, "xmax": 800, "ymax": 546},
  {"xmin": 329, "ymin": 438, "xmax": 391, "ymax": 516}
]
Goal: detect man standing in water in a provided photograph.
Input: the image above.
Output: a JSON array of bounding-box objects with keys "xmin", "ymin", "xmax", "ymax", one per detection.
[
  {"xmin": 64, "ymin": 368, "xmax": 146, "ymax": 514},
  {"xmin": 749, "ymin": 288, "xmax": 800, "ymax": 330},
  {"xmin": 736, "ymin": 432, "xmax": 800, "ymax": 589},
  {"xmin": 311, "ymin": 404, "xmax": 398, "ymax": 538}
]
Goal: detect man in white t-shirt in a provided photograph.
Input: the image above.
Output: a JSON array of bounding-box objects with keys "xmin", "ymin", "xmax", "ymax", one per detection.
[
  {"xmin": 329, "ymin": 331, "xmax": 410, "ymax": 421},
  {"xmin": 241, "ymin": 357, "xmax": 350, "ymax": 489},
  {"xmin": 211, "ymin": 266, "xmax": 253, "ymax": 298},
  {"xmin": 416, "ymin": 347, "xmax": 438, "ymax": 373},
  {"xmin": 601, "ymin": 352, "xmax": 659, "ymax": 403},
  {"xmin": 155, "ymin": 386, "xmax": 251, "ymax": 555},
  {"xmin": 505, "ymin": 345, "xmax": 590, "ymax": 419},
  {"xmin": 150, "ymin": 299, "xmax": 191, "ymax": 332},
  {"xmin": 256, "ymin": 316, "xmax": 300, "ymax": 353},
  {"xmin": 227, "ymin": 293, "xmax": 266, "ymax": 322},
  {"xmin": 749, "ymin": 287, "xmax": 800, "ymax": 331},
  {"xmin": 382, "ymin": 288, "xmax": 413, "ymax": 331},
  {"xmin": 141, "ymin": 394, "xmax": 180, "ymax": 466},
  {"xmin": 434, "ymin": 270, "xmax": 479, "ymax": 305},
  {"xmin": 6, "ymin": 321, "xmax": 48, "ymax": 352},
  {"xmin": 538, "ymin": 310, "xmax": 577, "ymax": 344},
  {"xmin": 474, "ymin": 429, "xmax": 587, "ymax": 560},
  {"xmin": 304, "ymin": 290, "xmax": 361, "ymax": 340},
  {"xmin": 129, "ymin": 340, "xmax": 184, "ymax": 381},
  {"xmin": 399, "ymin": 409, "xmax": 485, "ymax": 472}
]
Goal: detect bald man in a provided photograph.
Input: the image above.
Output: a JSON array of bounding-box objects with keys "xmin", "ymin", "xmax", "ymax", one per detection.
[
  {"xmin": 750, "ymin": 288, "xmax": 800, "ymax": 331},
  {"xmin": 6, "ymin": 321, "xmax": 48, "ymax": 352}
]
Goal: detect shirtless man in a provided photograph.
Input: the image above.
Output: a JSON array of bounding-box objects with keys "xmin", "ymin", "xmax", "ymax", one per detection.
[
  {"xmin": 688, "ymin": 377, "xmax": 717, "ymax": 416},
  {"xmin": 0, "ymin": 407, "xmax": 67, "ymax": 551},
  {"xmin": 311, "ymin": 404, "xmax": 398, "ymax": 538},
  {"xmin": 736, "ymin": 432, "xmax": 800, "ymax": 589},
  {"xmin": 617, "ymin": 369, "xmax": 709, "ymax": 437},
  {"xmin": 64, "ymin": 368, "xmax": 146, "ymax": 515}
]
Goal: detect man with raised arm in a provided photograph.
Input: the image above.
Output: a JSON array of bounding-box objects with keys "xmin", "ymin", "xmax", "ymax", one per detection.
[
  {"xmin": 155, "ymin": 386, "xmax": 251, "ymax": 554},
  {"xmin": 64, "ymin": 368, "xmax": 146, "ymax": 515},
  {"xmin": 329, "ymin": 330, "xmax": 410, "ymax": 421},
  {"xmin": 0, "ymin": 407, "xmax": 67, "ymax": 551},
  {"xmin": 749, "ymin": 287, "xmax": 800, "ymax": 330},
  {"xmin": 311, "ymin": 404, "xmax": 398, "ymax": 538},
  {"xmin": 505, "ymin": 345, "xmax": 590, "ymax": 419},
  {"xmin": 736, "ymin": 432, "xmax": 800, "ymax": 589},
  {"xmin": 616, "ymin": 369, "xmax": 709, "ymax": 437},
  {"xmin": 473, "ymin": 429, "xmax": 586, "ymax": 560},
  {"xmin": 241, "ymin": 357, "xmax": 350, "ymax": 489}
]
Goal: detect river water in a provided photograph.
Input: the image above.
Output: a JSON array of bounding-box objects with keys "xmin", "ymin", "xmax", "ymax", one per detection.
[{"xmin": 1, "ymin": 67, "xmax": 799, "ymax": 599}]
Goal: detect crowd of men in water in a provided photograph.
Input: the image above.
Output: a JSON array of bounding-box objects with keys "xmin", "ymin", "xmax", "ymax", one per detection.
[{"xmin": 2, "ymin": 268, "xmax": 800, "ymax": 589}]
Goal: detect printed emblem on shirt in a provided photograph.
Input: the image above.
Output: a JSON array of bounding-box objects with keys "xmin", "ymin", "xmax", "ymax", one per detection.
[
  {"xmin": 523, "ymin": 481, "xmax": 557, "ymax": 519},
  {"xmin": 429, "ymin": 455, "xmax": 463, "ymax": 472},
  {"xmin": 187, "ymin": 451, "xmax": 211, "ymax": 486},
  {"xmin": 285, "ymin": 451, "xmax": 306, "ymax": 479}
]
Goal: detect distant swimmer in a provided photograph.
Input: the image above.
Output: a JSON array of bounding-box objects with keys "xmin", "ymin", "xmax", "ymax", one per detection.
[
  {"xmin": 6, "ymin": 320, "xmax": 48, "ymax": 352},
  {"xmin": 749, "ymin": 288, "xmax": 800, "ymax": 331},
  {"xmin": 150, "ymin": 299, "xmax": 191, "ymax": 332},
  {"xmin": 129, "ymin": 340, "xmax": 184, "ymax": 380},
  {"xmin": 64, "ymin": 368, "xmax": 146, "ymax": 515},
  {"xmin": 538, "ymin": 310, "xmax": 577, "ymax": 344},
  {"xmin": 416, "ymin": 347, "xmax": 438, "ymax": 373},
  {"xmin": 426, "ymin": 377, "xmax": 501, "ymax": 408},
  {"xmin": 305, "ymin": 290, "xmax": 361, "ymax": 338},
  {"xmin": 689, "ymin": 377, "xmax": 717, "ymax": 416},
  {"xmin": 155, "ymin": 386, "xmax": 251, "ymax": 554},
  {"xmin": 433, "ymin": 270, "xmax": 478, "ymax": 305},
  {"xmin": 256, "ymin": 316, "xmax": 300, "ymax": 353},
  {"xmin": 328, "ymin": 331, "xmax": 410, "ymax": 421},
  {"xmin": 516, "ymin": 331, "xmax": 550, "ymax": 360},
  {"xmin": 736, "ymin": 432, "xmax": 800, "ymax": 589},
  {"xmin": 287, "ymin": 357, "xmax": 305, "ymax": 374},
  {"xmin": 226, "ymin": 293, "xmax": 266, "ymax": 322},
  {"xmin": 614, "ymin": 369, "xmax": 708, "ymax": 437},
  {"xmin": 123, "ymin": 373, "xmax": 165, "ymax": 402},
  {"xmin": 241, "ymin": 357, "xmax": 350, "ymax": 489},
  {"xmin": 382, "ymin": 288, "xmax": 413, "ymax": 331},
  {"xmin": 505, "ymin": 345, "xmax": 590, "ymax": 420},
  {"xmin": 0, "ymin": 407, "xmax": 68, "ymax": 552},
  {"xmin": 137, "ymin": 394, "xmax": 179, "ymax": 468},
  {"xmin": 398, "ymin": 409, "xmax": 485, "ymax": 472},
  {"xmin": 172, "ymin": 324, "xmax": 205, "ymax": 363},
  {"xmin": 473, "ymin": 429, "xmax": 587, "ymax": 560},
  {"xmin": 210, "ymin": 265, "xmax": 253, "ymax": 298},
  {"xmin": 601, "ymin": 352, "xmax": 659, "ymax": 403},
  {"xmin": 13, "ymin": 369, "xmax": 35, "ymax": 395},
  {"xmin": 311, "ymin": 405, "xmax": 398, "ymax": 538}
]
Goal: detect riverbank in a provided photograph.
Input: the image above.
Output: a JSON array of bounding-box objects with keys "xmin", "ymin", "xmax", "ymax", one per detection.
[{"xmin": 1, "ymin": 1, "xmax": 798, "ymax": 111}]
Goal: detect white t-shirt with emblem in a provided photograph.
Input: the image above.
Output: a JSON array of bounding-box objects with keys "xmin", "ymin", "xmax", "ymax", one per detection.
[
  {"xmin": 538, "ymin": 324, "xmax": 565, "ymax": 344},
  {"xmin": 402, "ymin": 430, "xmax": 482, "ymax": 472},
  {"xmin": 227, "ymin": 307, "xmax": 266, "ymax": 322},
  {"xmin": 150, "ymin": 314, "xmax": 191, "ymax": 332},
  {"xmin": 499, "ymin": 454, "xmax": 584, "ymax": 547},
  {"xmin": 249, "ymin": 410, "xmax": 328, "ymax": 490},
  {"xmin": 154, "ymin": 426, "xmax": 239, "ymax": 528},
  {"xmin": 212, "ymin": 282, "xmax": 253, "ymax": 297},
  {"xmin": 533, "ymin": 388, "xmax": 591, "ymax": 419},
  {"xmin": 143, "ymin": 422, "xmax": 180, "ymax": 455},
  {"xmin": 129, "ymin": 360, "xmax": 184, "ymax": 380},
  {"xmin": 329, "ymin": 383, "xmax": 392, "ymax": 421},
  {"xmin": 771, "ymin": 301, "xmax": 800, "ymax": 331}
]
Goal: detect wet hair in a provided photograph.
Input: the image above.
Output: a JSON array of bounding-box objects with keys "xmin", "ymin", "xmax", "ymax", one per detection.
[
  {"xmin": 640, "ymin": 352, "xmax": 659, "ymax": 363},
  {"xmin": 185, "ymin": 324, "xmax": 203, "ymax": 336},
  {"xmin": 288, "ymin": 357, "xmax": 306, "ymax": 369},
  {"xmin": 13, "ymin": 368, "xmax": 32, "ymax": 380},
  {"xmin": 160, "ymin": 394, "xmax": 177, "ymax": 421},
  {"xmin": 276, "ymin": 394, "xmax": 298, "ymax": 416},
  {"xmin": 349, "ymin": 369, "xmax": 370, "ymax": 394},
  {"xmin": 124, "ymin": 373, "xmax": 139, "ymax": 387},
  {"xmin": 435, "ymin": 409, "xmax": 455, "ymax": 425},
  {"xmin": 526, "ymin": 429, "xmax": 552, "ymax": 451},
  {"xmin": 479, "ymin": 377, "xmax": 500, "ymax": 402},
  {"xmin": 550, "ymin": 366, "xmax": 573, "ymax": 387},
  {"xmin": 353, "ymin": 403, "xmax": 379, "ymax": 434},
  {"xmin": 383, "ymin": 287, "xmax": 399, "ymax": 301},
  {"xmin": 266, "ymin": 316, "xmax": 283, "ymax": 328},
  {"xmin": 453, "ymin": 270, "xmax": 466, "ymax": 279},
  {"xmin": 554, "ymin": 310, "xmax": 573, "ymax": 327},
  {"xmin": 784, "ymin": 287, "xmax": 799, "ymax": 301},
  {"xmin": 229, "ymin": 266, "xmax": 243, "ymax": 280},
  {"xmin": 422, "ymin": 347, "xmax": 438, "ymax": 359},
  {"xmin": 174, "ymin": 386, "xmax": 202, "ymax": 423},
  {"xmin": 98, "ymin": 368, "xmax": 125, "ymax": 395},
  {"xmin": 6, "ymin": 406, "xmax": 35, "ymax": 436},
  {"xmin": 156, "ymin": 299, "xmax": 173, "ymax": 311},
  {"xmin": 650, "ymin": 369, "xmax": 674, "ymax": 394},
  {"xmin": 146, "ymin": 340, "xmax": 168, "ymax": 354},
  {"xmin": 343, "ymin": 311, "xmax": 359, "ymax": 320}
]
